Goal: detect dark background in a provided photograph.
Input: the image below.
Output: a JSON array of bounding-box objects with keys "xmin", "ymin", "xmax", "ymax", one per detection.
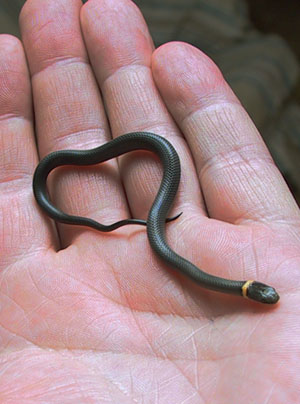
[{"xmin": 248, "ymin": 0, "xmax": 300, "ymax": 106}]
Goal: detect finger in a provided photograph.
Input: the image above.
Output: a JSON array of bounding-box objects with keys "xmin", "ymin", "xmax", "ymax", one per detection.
[
  {"xmin": 20, "ymin": 0, "xmax": 130, "ymax": 246},
  {"xmin": 0, "ymin": 35, "xmax": 57, "ymax": 271},
  {"xmin": 80, "ymin": 0, "xmax": 206, "ymax": 221},
  {"xmin": 152, "ymin": 42, "xmax": 300, "ymax": 224}
]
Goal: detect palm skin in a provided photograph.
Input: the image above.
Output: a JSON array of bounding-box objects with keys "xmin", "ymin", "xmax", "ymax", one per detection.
[{"xmin": 0, "ymin": 0, "xmax": 300, "ymax": 403}]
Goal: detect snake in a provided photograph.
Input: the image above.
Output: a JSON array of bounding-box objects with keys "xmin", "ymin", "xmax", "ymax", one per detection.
[{"xmin": 33, "ymin": 131, "xmax": 279, "ymax": 304}]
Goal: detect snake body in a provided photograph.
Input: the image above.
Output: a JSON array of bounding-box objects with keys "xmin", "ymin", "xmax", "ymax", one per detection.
[{"xmin": 33, "ymin": 132, "xmax": 279, "ymax": 304}]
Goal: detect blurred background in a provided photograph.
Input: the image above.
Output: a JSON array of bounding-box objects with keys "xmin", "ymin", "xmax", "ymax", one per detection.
[{"xmin": 1, "ymin": 0, "xmax": 299, "ymax": 205}]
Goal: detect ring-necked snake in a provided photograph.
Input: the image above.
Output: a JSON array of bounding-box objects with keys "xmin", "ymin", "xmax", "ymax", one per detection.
[{"xmin": 33, "ymin": 132, "xmax": 279, "ymax": 304}]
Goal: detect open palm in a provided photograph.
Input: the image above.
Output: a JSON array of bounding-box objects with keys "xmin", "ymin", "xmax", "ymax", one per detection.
[{"xmin": 1, "ymin": 0, "xmax": 300, "ymax": 403}]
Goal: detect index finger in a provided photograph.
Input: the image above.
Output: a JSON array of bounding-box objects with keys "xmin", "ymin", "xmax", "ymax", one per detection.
[{"xmin": 152, "ymin": 42, "xmax": 300, "ymax": 224}]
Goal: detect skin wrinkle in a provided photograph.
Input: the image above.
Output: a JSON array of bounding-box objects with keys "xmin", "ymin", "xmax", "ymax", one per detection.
[
  {"xmin": 209, "ymin": 313, "xmax": 264, "ymax": 358},
  {"xmin": 245, "ymin": 314, "xmax": 266, "ymax": 349},
  {"xmin": 1, "ymin": 342, "xmax": 224, "ymax": 364},
  {"xmin": 25, "ymin": 267, "xmax": 67, "ymax": 345},
  {"xmin": 104, "ymin": 374, "xmax": 139, "ymax": 404},
  {"xmin": 103, "ymin": 252, "xmax": 183, "ymax": 346},
  {"xmin": 0, "ymin": 292, "xmax": 28, "ymax": 319},
  {"xmin": 236, "ymin": 355, "xmax": 249, "ymax": 400},
  {"xmin": 39, "ymin": 380, "xmax": 85, "ymax": 402},
  {"xmin": 184, "ymin": 112, "xmax": 296, "ymax": 223},
  {"xmin": 263, "ymin": 383, "xmax": 276, "ymax": 404},
  {"xmin": 129, "ymin": 370, "xmax": 137, "ymax": 404},
  {"xmin": 102, "ymin": 63, "xmax": 151, "ymax": 89},
  {"xmin": 163, "ymin": 356, "xmax": 200, "ymax": 400},
  {"xmin": 244, "ymin": 223, "xmax": 300, "ymax": 282},
  {"xmin": 0, "ymin": 308, "xmax": 37, "ymax": 352},
  {"xmin": 33, "ymin": 72, "xmax": 106, "ymax": 149},
  {"xmin": 152, "ymin": 321, "xmax": 188, "ymax": 357},
  {"xmin": 180, "ymin": 391, "xmax": 201, "ymax": 404},
  {"xmin": 68, "ymin": 310, "xmax": 116, "ymax": 352},
  {"xmin": 101, "ymin": 355, "xmax": 178, "ymax": 404},
  {"xmin": 0, "ymin": 329, "xmax": 15, "ymax": 353},
  {"xmin": 48, "ymin": 127, "xmax": 107, "ymax": 152},
  {"xmin": 0, "ymin": 93, "xmax": 31, "ymax": 125},
  {"xmin": 262, "ymin": 364, "xmax": 285, "ymax": 404},
  {"xmin": 1, "ymin": 209, "xmax": 43, "ymax": 268},
  {"xmin": 145, "ymin": 317, "xmax": 216, "ymax": 362},
  {"xmin": 7, "ymin": 373, "xmax": 98, "ymax": 403},
  {"xmin": 2, "ymin": 295, "xmax": 51, "ymax": 343},
  {"xmin": 0, "ymin": 114, "xmax": 31, "ymax": 123},
  {"xmin": 179, "ymin": 100, "xmax": 300, "ymax": 222},
  {"xmin": 165, "ymin": 277, "xmax": 196, "ymax": 320},
  {"xmin": 213, "ymin": 312, "xmax": 241, "ymax": 337},
  {"xmin": 157, "ymin": 371, "xmax": 182, "ymax": 387},
  {"xmin": 0, "ymin": 175, "xmax": 32, "ymax": 190},
  {"xmin": 199, "ymin": 142, "xmax": 274, "ymax": 181},
  {"xmin": 23, "ymin": 301, "xmax": 53, "ymax": 344},
  {"xmin": 183, "ymin": 330, "xmax": 199, "ymax": 391},
  {"xmin": 201, "ymin": 147, "xmax": 269, "ymax": 183},
  {"xmin": 1, "ymin": 244, "xmax": 52, "ymax": 275},
  {"xmin": 120, "ymin": 274, "xmax": 158, "ymax": 356},
  {"xmin": 4, "ymin": 348, "xmax": 284, "ymax": 404},
  {"xmin": 170, "ymin": 216, "xmax": 242, "ymax": 284},
  {"xmin": 181, "ymin": 100, "xmax": 243, "ymax": 141},
  {"xmin": 103, "ymin": 67, "xmax": 179, "ymax": 136},
  {"xmin": 25, "ymin": 20, "xmax": 56, "ymax": 48},
  {"xmin": 119, "ymin": 136, "xmax": 188, "ymax": 199},
  {"xmin": 52, "ymin": 166, "xmax": 123, "ymax": 218},
  {"xmin": 13, "ymin": 280, "xmax": 54, "ymax": 325},
  {"xmin": 2, "ymin": 292, "xmax": 87, "ymax": 351},
  {"xmin": 202, "ymin": 163, "xmax": 286, "ymax": 223},
  {"xmin": 249, "ymin": 226, "xmax": 259, "ymax": 281},
  {"xmin": 0, "ymin": 130, "xmax": 36, "ymax": 180},
  {"xmin": 235, "ymin": 175, "xmax": 274, "ymax": 217},
  {"xmin": 178, "ymin": 280, "xmax": 201, "ymax": 326},
  {"xmin": 158, "ymin": 321, "xmax": 209, "ymax": 354},
  {"xmin": 31, "ymin": 56, "xmax": 91, "ymax": 78}
]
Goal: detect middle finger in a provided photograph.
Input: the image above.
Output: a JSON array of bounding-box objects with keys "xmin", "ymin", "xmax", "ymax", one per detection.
[{"xmin": 81, "ymin": 0, "xmax": 206, "ymax": 221}]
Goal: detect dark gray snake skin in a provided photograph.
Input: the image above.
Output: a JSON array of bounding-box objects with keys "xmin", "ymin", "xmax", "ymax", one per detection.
[{"xmin": 33, "ymin": 132, "xmax": 279, "ymax": 304}]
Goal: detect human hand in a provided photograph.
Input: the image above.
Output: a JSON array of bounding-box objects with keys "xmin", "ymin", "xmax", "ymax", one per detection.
[{"xmin": 1, "ymin": 0, "xmax": 299, "ymax": 402}]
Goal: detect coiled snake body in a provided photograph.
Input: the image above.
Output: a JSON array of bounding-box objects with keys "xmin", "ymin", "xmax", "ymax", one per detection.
[{"xmin": 33, "ymin": 132, "xmax": 279, "ymax": 304}]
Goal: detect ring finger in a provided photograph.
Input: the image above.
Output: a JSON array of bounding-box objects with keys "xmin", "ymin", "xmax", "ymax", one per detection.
[{"xmin": 20, "ymin": 0, "xmax": 131, "ymax": 246}]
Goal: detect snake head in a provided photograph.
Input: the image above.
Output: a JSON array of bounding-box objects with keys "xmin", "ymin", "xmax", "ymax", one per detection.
[{"xmin": 245, "ymin": 281, "xmax": 280, "ymax": 304}]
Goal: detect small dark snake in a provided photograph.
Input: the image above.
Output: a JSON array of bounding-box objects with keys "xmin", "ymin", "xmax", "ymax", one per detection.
[{"xmin": 33, "ymin": 132, "xmax": 279, "ymax": 304}]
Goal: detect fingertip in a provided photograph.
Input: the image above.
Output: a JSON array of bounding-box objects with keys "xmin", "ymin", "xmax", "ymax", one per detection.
[
  {"xmin": 80, "ymin": 0, "xmax": 154, "ymax": 84},
  {"xmin": 20, "ymin": 0, "xmax": 85, "ymax": 75},
  {"xmin": 0, "ymin": 34, "xmax": 24, "ymax": 57},
  {"xmin": 152, "ymin": 41, "xmax": 234, "ymax": 122},
  {"xmin": 81, "ymin": 0, "xmax": 147, "ymax": 30},
  {"xmin": 152, "ymin": 41, "xmax": 223, "ymax": 83}
]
